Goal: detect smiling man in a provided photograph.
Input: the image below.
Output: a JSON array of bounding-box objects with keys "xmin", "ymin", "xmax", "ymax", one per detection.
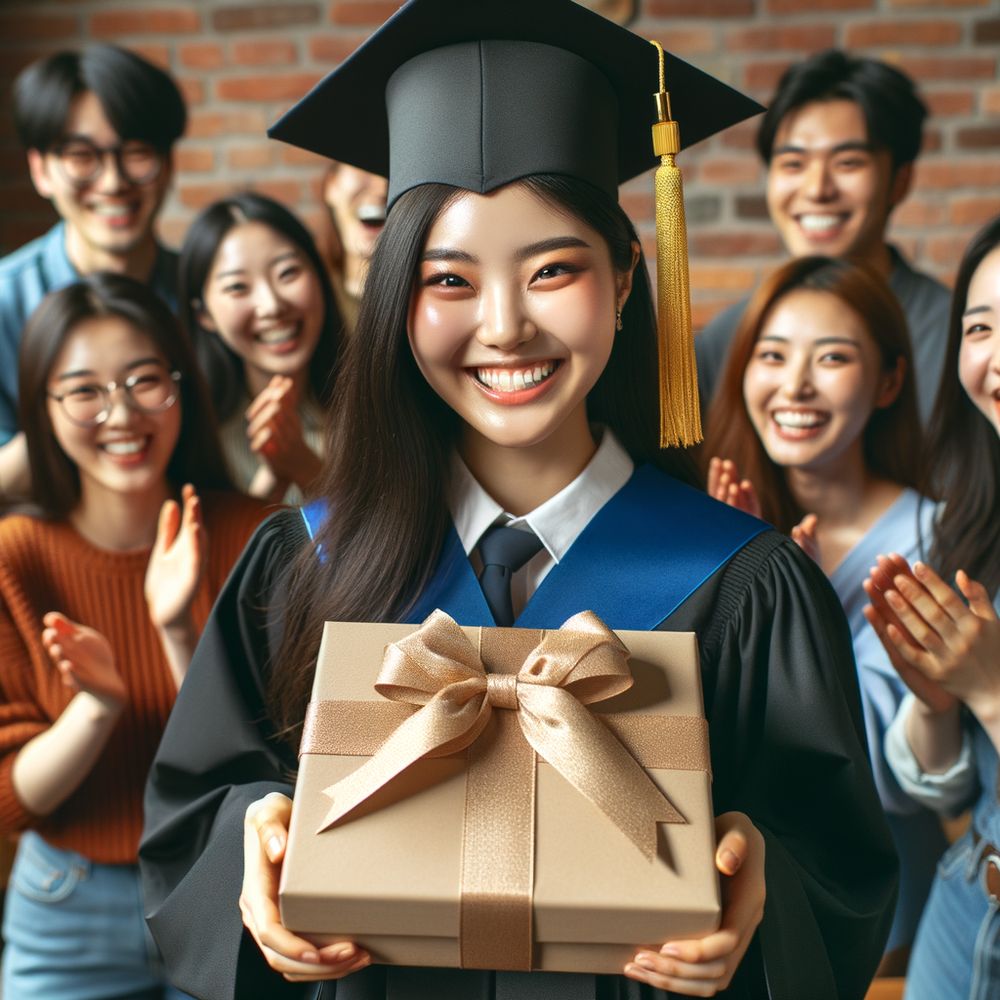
[
  {"xmin": 0, "ymin": 44, "xmax": 185, "ymax": 487},
  {"xmin": 696, "ymin": 50, "xmax": 949, "ymax": 425}
]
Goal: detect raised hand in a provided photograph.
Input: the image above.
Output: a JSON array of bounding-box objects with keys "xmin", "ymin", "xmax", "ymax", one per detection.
[
  {"xmin": 41, "ymin": 612, "xmax": 126, "ymax": 705},
  {"xmin": 144, "ymin": 485, "xmax": 206, "ymax": 631},
  {"xmin": 790, "ymin": 513, "xmax": 820, "ymax": 564},
  {"xmin": 624, "ymin": 811, "xmax": 765, "ymax": 996},
  {"xmin": 246, "ymin": 375, "xmax": 322, "ymax": 493},
  {"xmin": 864, "ymin": 555, "xmax": 1000, "ymax": 723},
  {"xmin": 707, "ymin": 458, "xmax": 762, "ymax": 519},
  {"xmin": 241, "ymin": 792, "xmax": 372, "ymax": 982}
]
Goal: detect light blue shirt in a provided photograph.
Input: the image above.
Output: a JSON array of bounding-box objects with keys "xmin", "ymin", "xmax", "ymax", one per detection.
[{"xmin": 0, "ymin": 221, "xmax": 178, "ymax": 444}]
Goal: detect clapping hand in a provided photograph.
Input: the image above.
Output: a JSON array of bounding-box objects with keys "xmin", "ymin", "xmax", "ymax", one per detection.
[
  {"xmin": 41, "ymin": 612, "xmax": 126, "ymax": 705},
  {"xmin": 144, "ymin": 485, "xmax": 206, "ymax": 631},
  {"xmin": 790, "ymin": 513, "xmax": 820, "ymax": 564},
  {"xmin": 707, "ymin": 458, "xmax": 762, "ymax": 519},
  {"xmin": 863, "ymin": 554, "xmax": 999, "ymax": 718},
  {"xmin": 246, "ymin": 375, "xmax": 322, "ymax": 492}
]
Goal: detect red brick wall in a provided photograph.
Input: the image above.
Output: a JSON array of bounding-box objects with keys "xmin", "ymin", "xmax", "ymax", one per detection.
[{"xmin": 1, "ymin": 0, "xmax": 997, "ymax": 325}]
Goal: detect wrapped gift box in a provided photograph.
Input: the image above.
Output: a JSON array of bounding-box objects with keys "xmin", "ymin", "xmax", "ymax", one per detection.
[{"xmin": 280, "ymin": 613, "xmax": 719, "ymax": 974}]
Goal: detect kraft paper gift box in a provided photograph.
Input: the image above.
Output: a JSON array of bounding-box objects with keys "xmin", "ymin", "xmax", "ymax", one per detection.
[{"xmin": 279, "ymin": 611, "xmax": 720, "ymax": 974}]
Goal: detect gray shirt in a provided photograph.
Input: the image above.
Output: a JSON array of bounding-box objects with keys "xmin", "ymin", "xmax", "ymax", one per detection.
[{"xmin": 695, "ymin": 246, "xmax": 951, "ymax": 426}]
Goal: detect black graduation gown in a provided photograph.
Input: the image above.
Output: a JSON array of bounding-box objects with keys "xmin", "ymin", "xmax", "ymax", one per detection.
[{"xmin": 140, "ymin": 488, "xmax": 897, "ymax": 1000}]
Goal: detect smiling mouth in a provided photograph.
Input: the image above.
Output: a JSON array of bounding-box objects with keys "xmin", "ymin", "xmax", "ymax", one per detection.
[
  {"xmin": 474, "ymin": 361, "xmax": 558, "ymax": 392},
  {"xmin": 88, "ymin": 201, "xmax": 140, "ymax": 228},
  {"xmin": 357, "ymin": 204, "xmax": 386, "ymax": 229},
  {"xmin": 795, "ymin": 213, "xmax": 849, "ymax": 237},
  {"xmin": 99, "ymin": 435, "xmax": 151, "ymax": 462},
  {"xmin": 771, "ymin": 409, "xmax": 830, "ymax": 438},
  {"xmin": 254, "ymin": 324, "xmax": 300, "ymax": 347}
]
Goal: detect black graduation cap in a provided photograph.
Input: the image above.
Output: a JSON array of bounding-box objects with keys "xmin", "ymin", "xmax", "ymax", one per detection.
[
  {"xmin": 269, "ymin": 0, "xmax": 764, "ymax": 449},
  {"xmin": 268, "ymin": 0, "xmax": 763, "ymax": 209}
]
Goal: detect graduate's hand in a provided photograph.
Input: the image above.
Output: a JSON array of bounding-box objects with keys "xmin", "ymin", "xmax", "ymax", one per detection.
[
  {"xmin": 246, "ymin": 375, "xmax": 323, "ymax": 493},
  {"xmin": 790, "ymin": 513, "xmax": 820, "ymax": 564},
  {"xmin": 241, "ymin": 792, "xmax": 372, "ymax": 982},
  {"xmin": 707, "ymin": 458, "xmax": 762, "ymax": 519},
  {"xmin": 41, "ymin": 612, "xmax": 126, "ymax": 705},
  {"xmin": 624, "ymin": 812, "xmax": 765, "ymax": 996},
  {"xmin": 864, "ymin": 555, "xmax": 1000, "ymax": 722},
  {"xmin": 144, "ymin": 485, "xmax": 206, "ymax": 631}
]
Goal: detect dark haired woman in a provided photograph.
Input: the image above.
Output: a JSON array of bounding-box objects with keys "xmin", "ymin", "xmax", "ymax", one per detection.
[
  {"xmin": 867, "ymin": 217, "xmax": 1000, "ymax": 1000},
  {"xmin": 0, "ymin": 273, "xmax": 266, "ymax": 999},
  {"xmin": 141, "ymin": 3, "xmax": 896, "ymax": 998},
  {"xmin": 703, "ymin": 255, "xmax": 948, "ymax": 973},
  {"xmin": 180, "ymin": 192, "xmax": 342, "ymax": 503}
]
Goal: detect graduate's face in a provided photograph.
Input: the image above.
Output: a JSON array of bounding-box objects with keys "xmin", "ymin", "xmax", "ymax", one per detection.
[
  {"xmin": 958, "ymin": 244, "xmax": 1000, "ymax": 437},
  {"xmin": 199, "ymin": 221, "xmax": 325, "ymax": 382},
  {"xmin": 408, "ymin": 184, "xmax": 632, "ymax": 452},
  {"xmin": 27, "ymin": 91, "xmax": 171, "ymax": 260},
  {"xmin": 323, "ymin": 164, "xmax": 388, "ymax": 268},
  {"xmin": 742, "ymin": 289, "xmax": 901, "ymax": 474},
  {"xmin": 766, "ymin": 100, "xmax": 907, "ymax": 266},
  {"xmin": 46, "ymin": 317, "xmax": 181, "ymax": 501}
]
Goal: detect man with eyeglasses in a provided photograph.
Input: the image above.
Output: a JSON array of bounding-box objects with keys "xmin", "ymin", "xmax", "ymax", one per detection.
[{"xmin": 0, "ymin": 44, "xmax": 185, "ymax": 495}]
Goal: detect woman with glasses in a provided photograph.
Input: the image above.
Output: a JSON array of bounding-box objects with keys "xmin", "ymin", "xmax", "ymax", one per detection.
[{"xmin": 0, "ymin": 273, "xmax": 266, "ymax": 1000}]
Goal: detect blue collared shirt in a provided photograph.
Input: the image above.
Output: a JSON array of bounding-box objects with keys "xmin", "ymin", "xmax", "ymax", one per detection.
[{"xmin": 0, "ymin": 220, "xmax": 179, "ymax": 444}]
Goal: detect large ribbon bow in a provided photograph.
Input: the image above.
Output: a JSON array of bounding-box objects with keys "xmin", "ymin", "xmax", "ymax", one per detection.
[{"xmin": 317, "ymin": 609, "xmax": 684, "ymax": 859}]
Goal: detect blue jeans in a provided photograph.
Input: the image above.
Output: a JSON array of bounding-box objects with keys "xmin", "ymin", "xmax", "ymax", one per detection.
[
  {"xmin": 906, "ymin": 830, "xmax": 1000, "ymax": 1000},
  {"xmin": 1, "ymin": 831, "xmax": 191, "ymax": 1000}
]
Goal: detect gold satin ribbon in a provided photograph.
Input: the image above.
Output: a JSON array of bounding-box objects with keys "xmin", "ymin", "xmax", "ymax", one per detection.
[{"xmin": 314, "ymin": 610, "xmax": 685, "ymax": 859}]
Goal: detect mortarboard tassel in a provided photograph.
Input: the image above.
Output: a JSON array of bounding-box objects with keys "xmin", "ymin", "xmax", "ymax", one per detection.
[{"xmin": 649, "ymin": 40, "xmax": 701, "ymax": 448}]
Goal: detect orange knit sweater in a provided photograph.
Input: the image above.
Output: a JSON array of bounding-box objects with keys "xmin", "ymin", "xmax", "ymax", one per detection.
[{"xmin": 0, "ymin": 492, "xmax": 269, "ymax": 864}]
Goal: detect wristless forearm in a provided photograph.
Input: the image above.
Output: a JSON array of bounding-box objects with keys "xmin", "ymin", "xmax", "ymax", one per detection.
[{"xmin": 904, "ymin": 699, "xmax": 963, "ymax": 774}]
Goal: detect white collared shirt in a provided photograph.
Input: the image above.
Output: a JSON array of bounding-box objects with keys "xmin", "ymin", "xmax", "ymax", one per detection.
[{"xmin": 447, "ymin": 429, "xmax": 634, "ymax": 618}]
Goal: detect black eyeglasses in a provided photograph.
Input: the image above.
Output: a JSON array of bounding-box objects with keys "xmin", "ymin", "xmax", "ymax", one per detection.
[
  {"xmin": 48, "ymin": 367, "xmax": 182, "ymax": 427},
  {"xmin": 51, "ymin": 137, "xmax": 164, "ymax": 187}
]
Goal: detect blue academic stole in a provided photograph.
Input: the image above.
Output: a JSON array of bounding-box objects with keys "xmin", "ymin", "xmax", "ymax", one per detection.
[{"xmin": 301, "ymin": 464, "xmax": 767, "ymax": 631}]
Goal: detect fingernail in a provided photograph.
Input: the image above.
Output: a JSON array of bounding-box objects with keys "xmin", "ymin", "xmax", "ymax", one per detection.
[
  {"xmin": 721, "ymin": 848, "xmax": 742, "ymax": 873},
  {"xmin": 266, "ymin": 835, "xmax": 282, "ymax": 859},
  {"xmin": 660, "ymin": 944, "xmax": 682, "ymax": 957},
  {"xmin": 634, "ymin": 954, "xmax": 656, "ymax": 970},
  {"xmin": 301, "ymin": 950, "xmax": 320, "ymax": 963},
  {"xmin": 914, "ymin": 562, "xmax": 927, "ymax": 577}
]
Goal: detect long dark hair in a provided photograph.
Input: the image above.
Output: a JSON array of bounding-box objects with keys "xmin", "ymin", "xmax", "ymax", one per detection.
[
  {"xmin": 178, "ymin": 192, "xmax": 342, "ymax": 422},
  {"xmin": 703, "ymin": 256, "xmax": 922, "ymax": 533},
  {"xmin": 19, "ymin": 272, "xmax": 232, "ymax": 519},
  {"xmin": 270, "ymin": 174, "xmax": 699, "ymax": 743},
  {"xmin": 926, "ymin": 216, "xmax": 1000, "ymax": 595}
]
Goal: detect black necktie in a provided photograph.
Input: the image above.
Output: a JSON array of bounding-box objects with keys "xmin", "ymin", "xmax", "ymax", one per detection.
[{"xmin": 476, "ymin": 524, "xmax": 544, "ymax": 627}]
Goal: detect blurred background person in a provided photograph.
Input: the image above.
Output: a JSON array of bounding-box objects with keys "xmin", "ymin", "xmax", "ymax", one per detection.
[
  {"xmin": 180, "ymin": 193, "xmax": 342, "ymax": 503},
  {"xmin": 0, "ymin": 44, "xmax": 186, "ymax": 500},
  {"xmin": 318, "ymin": 162, "xmax": 387, "ymax": 333}
]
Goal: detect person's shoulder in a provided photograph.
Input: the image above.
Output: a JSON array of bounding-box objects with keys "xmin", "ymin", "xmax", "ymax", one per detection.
[
  {"xmin": 0, "ymin": 227, "xmax": 59, "ymax": 300},
  {"xmin": 890, "ymin": 248, "xmax": 951, "ymax": 311}
]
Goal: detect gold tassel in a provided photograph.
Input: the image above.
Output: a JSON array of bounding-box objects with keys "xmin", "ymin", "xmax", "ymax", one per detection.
[{"xmin": 649, "ymin": 40, "xmax": 701, "ymax": 448}]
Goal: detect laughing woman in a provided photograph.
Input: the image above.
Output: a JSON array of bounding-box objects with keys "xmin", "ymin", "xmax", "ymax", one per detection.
[
  {"xmin": 140, "ymin": 3, "xmax": 897, "ymax": 999},
  {"xmin": 703, "ymin": 255, "xmax": 949, "ymax": 972},
  {"xmin": 867, "ymin": 216, "xmax": 1000, "ymax": 1000},
  {"xmin": 180, "ymin": 193, "xmax": 342, "ymax": 503},
  {"xmin": 0, "ymin": 273, "xmax": 266, "ymax": 999}
]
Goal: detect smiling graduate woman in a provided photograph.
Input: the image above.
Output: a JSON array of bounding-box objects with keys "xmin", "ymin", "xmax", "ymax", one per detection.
[
  {"xmin": 139, "ymin": 3, "xmax": 897, "ymax": 999},
  {"xmin": 0, "ymin": 273, "xmax": 266, "ymax": 999}
]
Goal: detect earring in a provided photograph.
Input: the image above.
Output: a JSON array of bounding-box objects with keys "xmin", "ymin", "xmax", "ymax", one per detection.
[{"xmin": 615, "ymin": 309, "xmax": 623, "ymax": 332}]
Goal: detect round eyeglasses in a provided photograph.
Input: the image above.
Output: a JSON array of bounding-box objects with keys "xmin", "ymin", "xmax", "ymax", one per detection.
[
  {"xmin": 51, "ymin": 138, "xmax": 164, "ymax": 187},
  {"xmin": 48, "ymin": 367, "xmax": 182, "ymax": 427}
]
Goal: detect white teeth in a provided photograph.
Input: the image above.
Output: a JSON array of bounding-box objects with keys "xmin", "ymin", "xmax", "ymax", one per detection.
[
  {"xmin": 357, "ymin": 204, "xmax": 386, "ymax": 224},
  {"xmin": 91, "ymin": 204, "xmax": 133, "ymax": 218},
  {"xmin": 773, "ymin": 410, "xmax": 827, "ymax": 428},
  {"xmin": 798, "ymin": 214, "xmax": 844, "ymax": 232},
  {"xmin": 102, "ymin": 439, "xmax": 145, "ymax": 455},
  {"xmin": 475, "ymin": 362, "xmax": 556, "ymax": 392},
  {"xmin": 256, "ymin": 325, "xmax": 298, "ymax": 344}
]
